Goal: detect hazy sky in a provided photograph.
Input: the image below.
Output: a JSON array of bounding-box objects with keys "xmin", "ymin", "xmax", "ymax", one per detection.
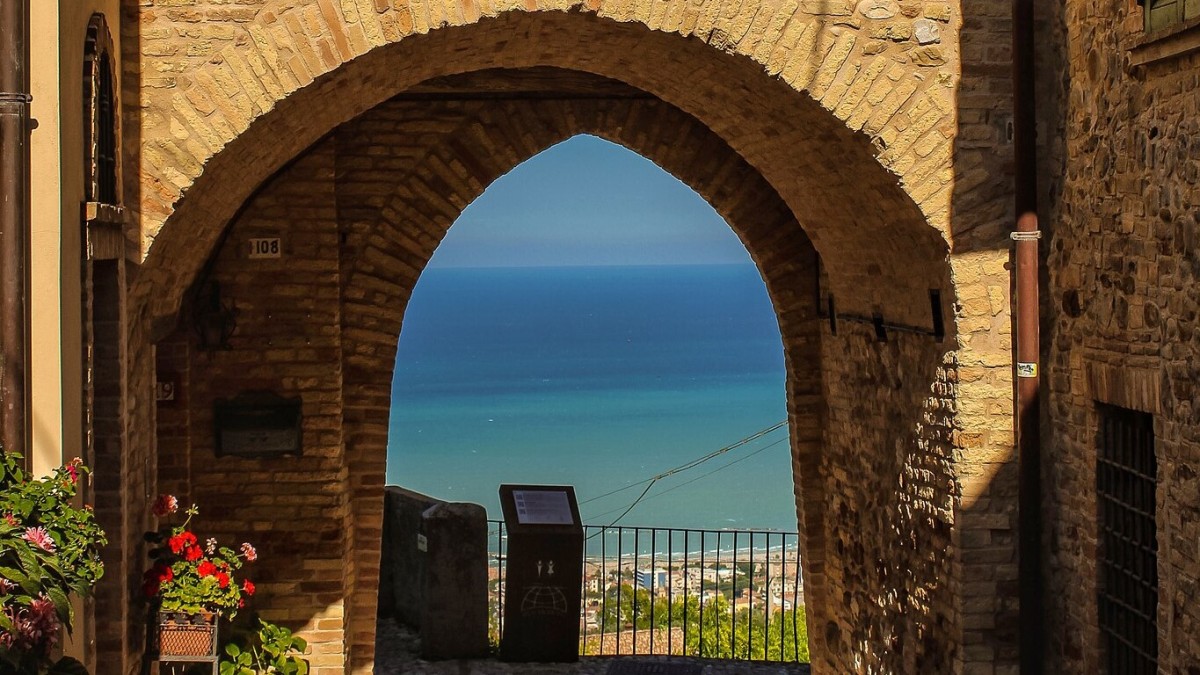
[{"xmin": 427, "ymin": 135, "xmax": 753, "ymax": 268}]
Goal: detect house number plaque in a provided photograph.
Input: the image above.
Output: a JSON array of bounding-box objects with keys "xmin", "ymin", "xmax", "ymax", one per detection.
[{"xmin": 248, "ymin": 237, "xmax": 282, "ymax": 259}]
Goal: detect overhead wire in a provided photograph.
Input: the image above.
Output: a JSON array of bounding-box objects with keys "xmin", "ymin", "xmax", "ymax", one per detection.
[
  {"xmin": 577, "ymin": 419, "xmax": 788, "ymax": 507},
  {"xmin": 583, "ymin": 435, "xmax": 790, "ymax": 523},
  {"xmin": 582, "ymin": 420, "xmax": 789, "ymax": 536}
]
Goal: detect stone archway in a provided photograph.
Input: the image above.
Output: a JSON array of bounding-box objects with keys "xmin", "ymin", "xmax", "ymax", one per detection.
[
  {"xmin": 131, "ymin": 8, "xmax": 958, "ymax": 324},
  {"xmin": 331, "ymin": 75, "xmax": 827, "ymax": 670},
  {"xmin": 129, "ymin": 4, "xmax": 1019, "ymax": 674}
]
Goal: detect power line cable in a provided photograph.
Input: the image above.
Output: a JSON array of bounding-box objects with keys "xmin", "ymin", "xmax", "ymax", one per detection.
[
  {"xmin": 584, "ymin": 424, "xmax": 789, "ymax": 537},
  {"xmin": 583, "ymin": 435, "xmax": 789, "ymax": 523},
  {"xmin": 577, "ymin": 419, "xmax": 788, "ymax": 507}
]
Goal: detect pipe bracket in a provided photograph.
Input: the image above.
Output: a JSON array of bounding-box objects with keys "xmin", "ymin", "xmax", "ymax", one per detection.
[{"xmin": 1010, "ymin": 230, "xmax": 1042, "ymax": 241}]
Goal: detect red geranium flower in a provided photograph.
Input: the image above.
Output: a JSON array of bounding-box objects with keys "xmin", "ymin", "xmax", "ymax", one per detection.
[
  {"xmin": 168, "ymin": 531, "xmax": 196, "ymax": 555},
  {"xmin": 196, "ymin": 561, "xmax": 217, "ymax": 578},
  {"xmin": 215, "ymin": 572, "xmax": 230, "ymax": 589},
  {"xmin": 156, "ymin": 564, "xmax": 173, "ymax": 584},
  {"xmin": 242, "ymin": 580, "xmax": 255, "ymax": 596},
  {"xmin": 185, "ymin": 545, "xmax": 203, "ymax": 562},
  {"xmin": 143, "ymin": 580, "xmax": 159, "ymax": 598}
]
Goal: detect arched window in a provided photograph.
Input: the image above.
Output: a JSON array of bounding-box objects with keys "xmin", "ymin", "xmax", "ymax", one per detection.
[{"xmin": 84, "ymin": 14, "xmax": 119, "ymax": 206}]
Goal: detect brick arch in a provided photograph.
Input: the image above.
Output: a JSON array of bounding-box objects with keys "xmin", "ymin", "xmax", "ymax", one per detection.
[
  {"xmin": 127, "ymin": 4, "xmax": 1029, "ymax": 672},
  {"xmin": 332, "ymin": 91, "xmax": 830, "ymax": 669},
  {"xmin": 133, "ymin": 6, "xmax": 959, "ymax": 330}
]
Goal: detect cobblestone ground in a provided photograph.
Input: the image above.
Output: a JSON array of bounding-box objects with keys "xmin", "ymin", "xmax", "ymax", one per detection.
[{"xmin": 373, "ymin": 619, "xmax": 811, "ymax": 675}]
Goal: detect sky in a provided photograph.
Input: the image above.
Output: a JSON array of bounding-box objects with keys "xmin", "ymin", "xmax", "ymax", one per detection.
[{"xmin": 427, "ymin": 134, "xmax": 754, "ymax": 268}]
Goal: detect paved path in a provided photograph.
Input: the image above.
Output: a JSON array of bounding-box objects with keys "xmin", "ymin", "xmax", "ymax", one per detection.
[{"xmin": 373, "ymin": 618, "xmax": 811, "ymax": 675}]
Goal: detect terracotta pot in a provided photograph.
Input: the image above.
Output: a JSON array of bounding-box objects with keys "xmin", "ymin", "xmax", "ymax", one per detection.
[{"xmin": 151, "ymin": 610, "xmax": 218, "ymax": 657}]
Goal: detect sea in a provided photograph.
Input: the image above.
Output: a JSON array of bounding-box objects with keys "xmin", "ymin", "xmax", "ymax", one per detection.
[{"xmin": 386, "ymin": 264, "xmax": 798, "ymax": 533}]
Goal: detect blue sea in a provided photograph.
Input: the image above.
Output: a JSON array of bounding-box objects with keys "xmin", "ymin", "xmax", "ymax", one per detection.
[{"xmin": 386, "ymin": 264, "xmax": 797, "ymax": 532}]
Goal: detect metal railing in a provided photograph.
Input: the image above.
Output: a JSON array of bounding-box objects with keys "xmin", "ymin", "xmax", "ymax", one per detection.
[{"xmin": 488, "ymin": 521, "xmax": 807, "ymax": 662}]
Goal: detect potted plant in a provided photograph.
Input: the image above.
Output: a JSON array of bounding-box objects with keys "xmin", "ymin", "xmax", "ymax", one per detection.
[
  {"xmin": 219, "ymin": 619, "xmax": 308, "ymax": 675},
  {"xmin": 0, "ymin": 451, "xmax": 106, "ymax": 675},
  {"xmin": 143, "ymin": 496, "xmax": 257, "ymax": 658}
]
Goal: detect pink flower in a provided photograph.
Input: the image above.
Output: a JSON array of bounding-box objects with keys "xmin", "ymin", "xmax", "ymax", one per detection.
[
  {"xmin": 240, "ymin": 542, "xmax": 257, "ymax": 562},
  {"xmin": 4, "ymin": 596, "xmax": 60, "ymax": 655},
  {"xmin": 152, "ymin": 494, "xmax": 179, "ymax": 517},
  {"xmin": 3, "ymin": 513, "xmax": 16, "ymax": 527},
  {"xmin": 0, "ymin": 577, "xmax": 14, "ymax": 594},
  {"xmin": 22, "ymin": 527, "xmax": 55, "ymax": 553},
  {"xmin": 206, "ymin": 538, "xmax": 218, "ymax": 555}
]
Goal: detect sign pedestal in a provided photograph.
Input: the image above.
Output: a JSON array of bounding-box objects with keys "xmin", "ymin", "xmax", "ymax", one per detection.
[{"xmin": 498, "ymin": 484, "xmax": 584, "ymax": 663}]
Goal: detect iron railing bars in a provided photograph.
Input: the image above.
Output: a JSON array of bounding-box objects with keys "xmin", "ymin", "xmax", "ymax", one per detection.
[
  {"xmin": 600, "ymin": 528, "xmax": 607, "ymax": 656},
  {"xmin": 777, "ymin": 533, "xmax": 785, "ymax": 656},
  {"xmin": 649, "ymin": 528, "xmax": 656, "ymax": 654},
  {"xmin": 486, "ymin": 522, "xmax": 802, "ymax": 661},
  {"xmin": 686, "ymin": 528, "xmax": 696, "ymax": 648},
  {"xmin": 616, "ymin": 530, "xmax": 623, "ymax": 656},
  {"xmin": 731, "ymin": 531, "xmax": 737, "ymax": 658},
  {"xmin": 699, "ymin": 530, "xmax": 706, "ymax": 658},
  {"xmin": 580, "ymin": 551, "xmax": 588, "ymax": 651},
  {"xmin": 666, "ymin": 529, "xmax": 673, "ymax": 655},
  {"xmin": 792, "ymin": 552, "xmax": 801, "ymax": 662},
  {"xmin": 633, "ymin": 528, "xmax": 640, "ymax": 652}
]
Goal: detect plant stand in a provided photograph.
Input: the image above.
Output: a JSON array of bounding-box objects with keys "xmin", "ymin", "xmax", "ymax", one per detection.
[{"xmin": 142, "ymin": 611, "xmax": 220, "ymax": 675}]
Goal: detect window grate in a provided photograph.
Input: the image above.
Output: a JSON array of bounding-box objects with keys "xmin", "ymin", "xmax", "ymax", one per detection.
[
  {"xmin": 1096, "ymin": 404, "xmax": 1158, "ymax": 675},
  {"xmin": 96, "ymin": 52, "xmax": 118, "ymax": 205}
]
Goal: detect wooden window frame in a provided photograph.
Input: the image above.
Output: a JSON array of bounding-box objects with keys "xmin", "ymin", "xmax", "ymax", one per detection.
[{"xmin": 1139, "ymin": 0, "xmax": 1200, "ymax": 33}]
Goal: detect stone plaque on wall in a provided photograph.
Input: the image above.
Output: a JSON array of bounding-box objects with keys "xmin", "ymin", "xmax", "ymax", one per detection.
[{"xmin": 213, "ymin": 391, "xmax": 302, "ymax": 458}]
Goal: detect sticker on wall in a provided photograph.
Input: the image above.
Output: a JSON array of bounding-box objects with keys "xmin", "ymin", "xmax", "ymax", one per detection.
[{"xmin": 1017, "ymin": 362, "xmax": 1038, "ymax": 378}]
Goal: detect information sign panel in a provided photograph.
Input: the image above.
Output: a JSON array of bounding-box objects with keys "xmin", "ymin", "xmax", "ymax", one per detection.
[{"xmin": 513, "ymin": 489, "xmax": 574, "ymax": 525}]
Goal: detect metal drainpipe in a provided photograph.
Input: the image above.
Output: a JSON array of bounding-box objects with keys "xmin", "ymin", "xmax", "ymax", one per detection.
[
  {"xmin": 0, "ymin": 0, "xmax": 31, "ymax": 458},
  {"xmin": 1012, "ymin": 0, "xmax": 1043, "ymax": 672}
]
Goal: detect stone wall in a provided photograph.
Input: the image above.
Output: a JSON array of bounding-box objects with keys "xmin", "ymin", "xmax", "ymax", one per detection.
[
  {"xmin": 815, "ymin": 322, "xmax": 972, "ymax": 675},
  {"xmin": 1042, "ymin": 2, "xmax": 1200, "ymax": 672}
]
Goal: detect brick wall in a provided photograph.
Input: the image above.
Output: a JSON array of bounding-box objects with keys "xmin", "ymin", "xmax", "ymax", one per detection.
[
  {"xmin": 103, "ymin": 1, "xmax": 1029, "ymax": 672},
  {"xmin": 127, "ymin": 1, "xmax": 964, "ymax": 332},
  {"xmin": 154, "ymin": 142, "xmax": 350, "ymax": 674},
  {"xmin": 127, "ymin": 77, "xmax": 1014, "ymax": 674}
]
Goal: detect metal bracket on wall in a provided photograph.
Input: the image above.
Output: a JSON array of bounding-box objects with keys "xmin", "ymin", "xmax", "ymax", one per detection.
[{"xmin": 820, "ymin": 289, "xmax": 946, "ymax": 343}]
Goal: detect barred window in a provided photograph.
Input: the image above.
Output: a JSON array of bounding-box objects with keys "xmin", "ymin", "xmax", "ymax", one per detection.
[
  {"xmin": 84, "ymin": 15, "xmax": 118, "ymax": 205},
  {"xmin": 1096, "ymin": 404, "xmax": 1158, "ymax": 675}
]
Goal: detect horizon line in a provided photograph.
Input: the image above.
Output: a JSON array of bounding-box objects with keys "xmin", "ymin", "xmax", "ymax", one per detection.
[{"xmin": 424, "ymin": 261, "xmax": 760, "ymax": 271}]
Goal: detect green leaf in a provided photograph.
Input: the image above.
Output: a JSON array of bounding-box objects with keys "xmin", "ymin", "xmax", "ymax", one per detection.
[
  {"xmin": 47, "ymin": 585, "xmax": 73, "ymax": 628},
  {"xmin": 0, "ymin": 566, "xmax": 28, "ymax": 585}
]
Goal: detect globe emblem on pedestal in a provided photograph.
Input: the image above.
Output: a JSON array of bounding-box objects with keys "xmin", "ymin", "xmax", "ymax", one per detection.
[{"xmin": 521, "ymin": 584, "xmax": 569, "ymax": 615}]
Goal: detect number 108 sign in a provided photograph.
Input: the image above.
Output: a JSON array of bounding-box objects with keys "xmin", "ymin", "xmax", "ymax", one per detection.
[{"xmin": 248, "ymin": 237, "xmax": 282, "ymax": 259}]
